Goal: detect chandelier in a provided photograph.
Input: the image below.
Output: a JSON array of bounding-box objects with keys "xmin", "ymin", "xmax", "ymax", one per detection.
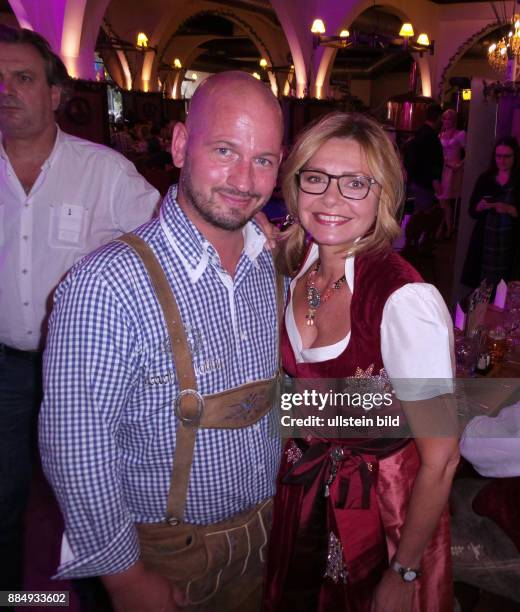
[{"xmin": 487, "ymin": 4, "xmax": 520, "ymax": 74}]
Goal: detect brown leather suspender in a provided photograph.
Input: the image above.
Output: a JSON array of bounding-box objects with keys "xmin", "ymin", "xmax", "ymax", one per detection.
[{"xmin": 118, "ymin": 233, "xmax": 284, "ymax": 525}]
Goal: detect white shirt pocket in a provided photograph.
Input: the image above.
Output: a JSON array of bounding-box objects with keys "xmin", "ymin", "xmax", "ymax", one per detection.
[{"xmin": 48, "ymin": 202, "xmax": 88, "ymax": 249}]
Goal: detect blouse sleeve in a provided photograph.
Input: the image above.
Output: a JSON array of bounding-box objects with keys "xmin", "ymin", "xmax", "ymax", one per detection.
[{"xmin": 380, "ymin": 283, "xmax": 455, "ymax": 400}]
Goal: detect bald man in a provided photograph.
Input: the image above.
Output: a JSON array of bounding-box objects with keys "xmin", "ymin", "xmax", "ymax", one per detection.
[{"xmin": 39, "ymin": 72, "xmax": 284, "ymax": 612}]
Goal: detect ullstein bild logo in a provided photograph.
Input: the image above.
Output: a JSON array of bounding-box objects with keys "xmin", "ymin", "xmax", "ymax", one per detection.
[{"xmin": 279, "ymin": 413, "xmax": 400, "ymax": 428}]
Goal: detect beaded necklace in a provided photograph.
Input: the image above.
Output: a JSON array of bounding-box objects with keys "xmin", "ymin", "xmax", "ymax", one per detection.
[{"xmin": 305, "ymin": 260, "xmax": 346, "ymax": 326}]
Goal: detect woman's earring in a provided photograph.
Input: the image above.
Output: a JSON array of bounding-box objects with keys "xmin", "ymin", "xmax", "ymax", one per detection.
[{"xmin": 280, "ymin": 214, "xmax": 297, "ymax": 231}]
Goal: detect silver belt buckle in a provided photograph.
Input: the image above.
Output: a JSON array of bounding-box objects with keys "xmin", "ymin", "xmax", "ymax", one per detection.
[{"xmin": 174, "ymin": 389, "xmax": 205, "ymax": 425}]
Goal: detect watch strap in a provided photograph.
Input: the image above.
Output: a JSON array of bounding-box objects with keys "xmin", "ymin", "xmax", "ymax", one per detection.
[{"xmin": 390, "ymin": 559, "xmax": 422, "ymax": 582}]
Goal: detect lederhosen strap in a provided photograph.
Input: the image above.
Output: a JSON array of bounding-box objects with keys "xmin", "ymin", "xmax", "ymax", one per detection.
[{"xmin": 119, "ymin": 233, "xmax": 284, "ymax": 525}]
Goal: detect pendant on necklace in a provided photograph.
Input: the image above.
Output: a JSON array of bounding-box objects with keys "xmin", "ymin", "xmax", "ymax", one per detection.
[
  {"xmin": 306, "ymin": 286, "xmax": 320, "ymax": 326},
  {"xmin": 305, "ymin": 260, "xmax": 346, "ymax": 327},
  {"xmin": 305, "ymin": 309, "xmax": 316, "ymax": 326}
]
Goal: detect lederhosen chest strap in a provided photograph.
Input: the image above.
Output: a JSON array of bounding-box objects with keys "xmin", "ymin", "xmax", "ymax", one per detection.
[{"xmin": 118, "ymin": 233, "xmax": 284, "ymax": 526}]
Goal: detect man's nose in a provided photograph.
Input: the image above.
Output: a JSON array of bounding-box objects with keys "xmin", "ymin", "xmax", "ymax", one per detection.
[
  {"xmin": 227, "ymin": 158, "xmax": 254, "ymax": 193},
  {"xmin": 0, "ymin": 77, "xmax": 13, "ymax": 95}
]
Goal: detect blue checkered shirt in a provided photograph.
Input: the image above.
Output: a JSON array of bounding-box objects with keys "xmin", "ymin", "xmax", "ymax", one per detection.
[{"xmin": 39, "ymin": 187, "xmax": 282, "ymax": 579}]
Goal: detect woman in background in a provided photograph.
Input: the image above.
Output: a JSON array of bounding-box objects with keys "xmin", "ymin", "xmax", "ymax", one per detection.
[
  {"xmin": 265, "ymin": 113, "xmax": 458, "ymax": 612},
  {"xmin": 462, "ymin": 136, "xmax": 520, "ymax": 289},
  {"xmin": 437, "ymin": 109, "xmax": 465, "ymax": 240}
]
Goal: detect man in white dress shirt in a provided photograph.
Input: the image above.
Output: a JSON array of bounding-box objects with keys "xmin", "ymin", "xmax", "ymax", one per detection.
[{"xmin": 0, "ymin": 25, "xmax": 159, "ymax": 594}]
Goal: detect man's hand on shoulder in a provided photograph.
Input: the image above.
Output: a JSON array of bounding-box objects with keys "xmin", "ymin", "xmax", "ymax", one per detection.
[{"xmin": 101, "ymin": 560, "xmax": 182, "ymax": 612}]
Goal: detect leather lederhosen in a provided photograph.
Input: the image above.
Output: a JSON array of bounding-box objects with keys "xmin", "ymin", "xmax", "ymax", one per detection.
[{"xmin": 118, "ymin": 234, "xmax": 284, "ymax": 611}]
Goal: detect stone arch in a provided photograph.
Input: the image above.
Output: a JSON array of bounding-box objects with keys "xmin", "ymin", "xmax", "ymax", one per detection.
[
  {"xmin": 437, "ymin": 21, "xmax": 502, "ymax": 100},
  {"xmin": 6, "ymin": 0, "xmax": 32, "ymax": 29},
  {"xmin": 157, "ymin": 10, "xmax": 277, "ymax": 97},
  {"xmin": 7, "ymin": 0, "xmax": 110, "ymax": 79},
  {"xmin": 313, "ymin": 0, "xmax": 433, "ymax": 99},
  {"xmin": 144, "ymin": 7, "xmax": 288, "ymax": 97},
  {"xmin": 98, "ymin": 21, "xmax": 131, "ymax": 89}
]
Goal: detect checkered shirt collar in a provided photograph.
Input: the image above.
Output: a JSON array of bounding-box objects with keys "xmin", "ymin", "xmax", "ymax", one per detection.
[{"xmin": 160, "ymin": 184, "xmax": 267, "ymax": 283}]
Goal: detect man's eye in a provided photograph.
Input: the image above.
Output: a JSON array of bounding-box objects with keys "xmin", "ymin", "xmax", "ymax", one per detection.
[
  {"xmin": 256, "ymin": 157, "xmax": 272, "ymax": 167},
  {"xmin": 216, "ymin": 147, "xmax": 231, "ymax": 156},
  {"xmin": 18, "ymin": 74, "xmax": 32, "ymax": 83}
]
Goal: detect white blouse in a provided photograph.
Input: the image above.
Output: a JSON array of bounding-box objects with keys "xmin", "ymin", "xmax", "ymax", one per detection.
[
  {"xmin": 440, "ymin": 130, "xmax": 466, "ymax": 164},
  {"xmin": 286, "ymin": 243, "xmax": 455, "ymax": 400}
]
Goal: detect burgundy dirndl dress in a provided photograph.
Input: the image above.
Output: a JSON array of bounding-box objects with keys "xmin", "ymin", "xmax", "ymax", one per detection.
[{"xmin": 264, "ymin": 249, "xmax": 453, "ymax": 612}]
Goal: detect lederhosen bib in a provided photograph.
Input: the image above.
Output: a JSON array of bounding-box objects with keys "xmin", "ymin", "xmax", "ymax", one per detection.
[{"xmin": 118, "ymin": 234, "xmax": 284, "ymax": 610}]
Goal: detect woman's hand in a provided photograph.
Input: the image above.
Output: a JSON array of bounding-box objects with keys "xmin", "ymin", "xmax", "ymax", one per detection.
[
  {"xmin": 254, "ymin": 211, "xmax": 280, "ymax": 250},
  {"xmin": 493, "ymin": 202, "xmax": 518, "ymax": 217},
  {"xmin": 476, "ymin": 198, "xmax": 493, "ymax": 212},
  {"xmin": 371, "ymin": 569, "xmax": 415, "ymax": 612}
]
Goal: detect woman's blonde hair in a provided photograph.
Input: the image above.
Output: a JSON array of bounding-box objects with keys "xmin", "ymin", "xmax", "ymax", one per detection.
[{"xmin": 279, "ymin": 112, "xmax": 403, "ymax": 275}]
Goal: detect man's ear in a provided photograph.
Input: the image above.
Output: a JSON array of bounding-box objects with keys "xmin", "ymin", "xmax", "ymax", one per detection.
[
  {"xmin": 171, "ymin": 122, "xmax": 188, "ymax": 168},
  {"xmin": 51, "ymin": 86, "xmax": 61, "ymax": 112}
]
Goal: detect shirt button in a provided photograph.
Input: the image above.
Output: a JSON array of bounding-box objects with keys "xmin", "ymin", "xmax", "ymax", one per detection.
[
  {"xmin": 23, "ymin": 235, "xmax": 29, "ymax": 240},
  {"xmin": 27, "ymin": 331, "xmax": 32, "ymax": 335},
  {"xmin": 21, "ymin": 269, "xmax": 28, "ymax": 274},
  {"xmin": 241, "ymin": 331, "xmax": 248, "ymax": 341},
  {"xmin": 23, "ymin": 302, "xmax": 29, "ymax": 306}
]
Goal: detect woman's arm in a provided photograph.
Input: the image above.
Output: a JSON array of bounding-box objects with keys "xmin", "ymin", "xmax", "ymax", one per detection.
[
  {"xmin": 372, "ymin": 419, "xmax": 459, "ymax": 612},
  {"xmin": 377, "ymin": 283, "xmax": 459, "ymax": 612},
  {"xmin": 492, "ymin": 202, "xmax": 518, "ymax": 217},
  {"xmin": 392, "ymin": 412, "xmax": 459, "ymax": 568}
]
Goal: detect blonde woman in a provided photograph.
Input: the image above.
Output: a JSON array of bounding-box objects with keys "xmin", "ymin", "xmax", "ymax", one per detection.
[
  {"xmin": 264, "ymin": 113, "xmax": 458, "ymax": 612},
  {"xmin": 438, "ymin": 109, "xmax": 466, "ymax": 239}
]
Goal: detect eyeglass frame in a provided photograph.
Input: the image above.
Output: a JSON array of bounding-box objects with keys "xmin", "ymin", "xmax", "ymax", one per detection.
[{"xmin": 296, "ymin": 169, "xmax": 379, "ymax": 200}]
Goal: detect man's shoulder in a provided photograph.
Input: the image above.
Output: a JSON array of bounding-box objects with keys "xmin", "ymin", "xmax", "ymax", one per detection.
[
  {"xmin": 59, "ymin": 130, "xmax": 135, "ymax": 171},
  {"xmin": 68, "ymin": 218, "xmax": 161, "ymax": 283}
]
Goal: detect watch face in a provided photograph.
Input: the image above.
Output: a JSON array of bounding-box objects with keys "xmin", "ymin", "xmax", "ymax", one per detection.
[{"xmin": 403, "ymin": 570, "xmax": 417, "ymax": 582}]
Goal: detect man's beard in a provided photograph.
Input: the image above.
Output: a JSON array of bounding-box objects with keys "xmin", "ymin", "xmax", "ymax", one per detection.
[{"xmin": 180, "ymin": 158, "xmax": 265, "ymax": 231}]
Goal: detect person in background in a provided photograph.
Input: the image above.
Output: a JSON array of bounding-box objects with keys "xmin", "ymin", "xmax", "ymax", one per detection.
[
  {"xmin": 437, "ymin": 109, "xmax": 466, "ymax": 240},
  {"xmin": 403, "ymin": 104, "xmax": 444, "ymax": 253},
  {"xmin": 111, "ymin": 122, "xmax": 135, "ymax": 157},
  {"xmin": 265, "ymin": 112, "xmax": 458, "ymax": 612},
  {"xmin": 40, "ymin": 71, "xmax": 284, "ymax": 612},
  {"xmin": 0, "ymin": 24, "xmax": 159, "ymax": 598},
  {"xmin": 146, "ymin": 124, "xmax": 172, "ymax": 169},
  {"xmin": 461, "ymin": 136, "xmax": 520, "ymax": 290},
  {"xmin": 460, "ymin": 400, "xmax": 520, "ymax": 478}
]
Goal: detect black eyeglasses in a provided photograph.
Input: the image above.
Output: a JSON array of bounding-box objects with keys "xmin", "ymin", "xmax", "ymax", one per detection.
[{"xmin": 296, "ymin": 170, "xmax": 379, "ymax": 200}]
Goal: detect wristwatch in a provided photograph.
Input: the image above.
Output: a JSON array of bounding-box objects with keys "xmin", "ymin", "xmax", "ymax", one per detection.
[{"xmin": 390, "ymin": 559, "xmax": 422, "ymax": 582}]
